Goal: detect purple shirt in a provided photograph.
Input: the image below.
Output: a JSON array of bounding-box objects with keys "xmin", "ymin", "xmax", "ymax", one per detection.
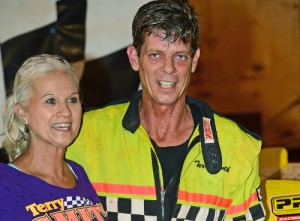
[{"xmin": 0, "ymin": 160, "xmax": 108, "ymax": 221}]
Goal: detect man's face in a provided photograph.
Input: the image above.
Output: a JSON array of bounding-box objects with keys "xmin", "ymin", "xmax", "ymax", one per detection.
[{"xmin": 128, "ymin": 32, "xmax": 200, "ymax": 107}]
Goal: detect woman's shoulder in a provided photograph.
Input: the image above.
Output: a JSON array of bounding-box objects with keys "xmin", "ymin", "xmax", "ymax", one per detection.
[
  {"xmin": 65, "ymin": 159, "xmax": 84, "ymax": 172},
  {"xmin": 0, "ymin": 163, "xmax": 27, "ymax": 196},
  {"xmin": 0, "ymin": 162, "xmax": 18, "ymax": 178}
]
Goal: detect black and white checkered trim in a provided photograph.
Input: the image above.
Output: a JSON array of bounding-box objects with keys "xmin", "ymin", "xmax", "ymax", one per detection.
[
  {"xmin": 101, "ymin": 196, "xmax": 158, "ymax": 221},
  {"xmin": 172, "ymin": 204, "xmax": 225, "ymax": 221},
  {"xmin": 64, "ymin": 196, "xmax": 93, "ymax": 209},
  {"xmin": 100, "ymin": 196, "xmax": 265, "ymax": 221},
  {"xmin": 172, "ymin": 203, "xmax": 265, "ymax": 221}
]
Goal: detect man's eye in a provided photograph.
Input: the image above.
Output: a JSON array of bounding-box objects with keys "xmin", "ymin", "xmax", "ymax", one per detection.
[
  {"xmin": 45, "ymin": 98, "xmax": 56, "ymax": 104},
  {"xmin": 150, "ymin": 53, "xmax": 160, "ymax": 58},
  {"xmin": 68, "ymin": 97, "xmax": 78, "ymax": 103},
  {"xmin": 176, "ymin": 54, "xmax": 187, "ymax": 61}
]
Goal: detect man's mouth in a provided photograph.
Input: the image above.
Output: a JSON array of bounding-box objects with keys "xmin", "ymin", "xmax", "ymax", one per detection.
[{"xmin": 157, "ymin": 80, "xmax": 175, "ymax": 88}]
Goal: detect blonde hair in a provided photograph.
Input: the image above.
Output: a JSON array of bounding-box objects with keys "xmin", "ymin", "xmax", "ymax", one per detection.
[{"xmin": 2, "ymin": 54, "xmax": 79, "ymax": 160}]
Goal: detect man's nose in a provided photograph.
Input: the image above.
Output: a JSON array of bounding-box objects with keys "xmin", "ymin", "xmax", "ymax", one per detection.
[{"xmin": 162, "ymin": 56, "xmax": 175, "ymax": 74}]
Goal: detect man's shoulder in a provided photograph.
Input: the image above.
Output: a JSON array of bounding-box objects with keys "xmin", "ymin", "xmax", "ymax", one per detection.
[
  {"xmin": 213, "ymin": 113, "xmax": 262, "ymax": 166},
  {"xmin": 187, "ymin": 96, "xmax": 261, "ymax": 141},
  {"xmin": 83, "ymin": 99, "xmax": 130, "ymax": 117},
  {"xmin": 214, "ymin": 113, "xmax": 262, "ymax": 141}
]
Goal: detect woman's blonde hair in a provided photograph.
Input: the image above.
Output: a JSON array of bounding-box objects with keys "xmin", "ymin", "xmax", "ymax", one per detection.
[{"xmin": 2, "ymin": 54, "xmax": 79, "ymax": 160}]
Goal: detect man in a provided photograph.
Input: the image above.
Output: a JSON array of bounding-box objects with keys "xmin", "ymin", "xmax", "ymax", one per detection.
[{"xmin": 66, "ymin": 0, "xmax": 266, "ymax": 220}]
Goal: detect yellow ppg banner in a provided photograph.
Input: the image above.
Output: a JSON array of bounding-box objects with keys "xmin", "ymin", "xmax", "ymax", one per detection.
[{"xmin": 264, "ymin": 180, "xmax": 300, "ymax": 221}]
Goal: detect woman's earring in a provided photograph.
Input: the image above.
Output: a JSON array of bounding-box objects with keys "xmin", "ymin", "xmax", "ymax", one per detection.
[{"xmin": 24, "ymin": 124, "xmax": 29, "ymax": 133}]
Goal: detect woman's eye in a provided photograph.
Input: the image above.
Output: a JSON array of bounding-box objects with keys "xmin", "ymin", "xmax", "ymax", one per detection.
[
  {"xmin": 68, "ymin": 97, "xmax": 78, "ymax": 103},
  {"xmin": 45, "ymin": 98, "xmax": 56, "ymax": 104}
]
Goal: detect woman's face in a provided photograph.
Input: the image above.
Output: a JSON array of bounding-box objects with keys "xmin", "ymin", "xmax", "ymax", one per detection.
[{"xmin": 16, "ymin": 71, "xmax": 82, "ymax": 150}]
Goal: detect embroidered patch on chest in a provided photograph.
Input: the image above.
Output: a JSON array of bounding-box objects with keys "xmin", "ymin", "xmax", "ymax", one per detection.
[{"xmin": 203, "ymin": 117, "xmax": 214, "ymax": 144}]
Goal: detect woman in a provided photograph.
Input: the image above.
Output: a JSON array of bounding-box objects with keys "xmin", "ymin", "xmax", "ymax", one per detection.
[{"xmin": 0, "ymin": 54, "xmax": 108, "ymax": 220}]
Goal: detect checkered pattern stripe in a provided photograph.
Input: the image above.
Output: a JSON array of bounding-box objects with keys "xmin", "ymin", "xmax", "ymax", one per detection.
[
  {"xmin": 172, "ymin": 204, "xmax": 225, "ymax": 221},
  {"xmin": 100, "ymin": 196, "xmax": 158, "ymax": 221},
  {"xmin": 172, "ymin": 202, "xmax": 266, "ymax": 221},
  {"xmin": 64, "ymin": 196, "xmax": 93, "ymax": 209},
  {"xmin": 100, "ymin": 196, "xmax": 227, "ymax": 221},
  {"xmin": 99, "ymin": 197, "xmax": 265, "ymax": 221}
]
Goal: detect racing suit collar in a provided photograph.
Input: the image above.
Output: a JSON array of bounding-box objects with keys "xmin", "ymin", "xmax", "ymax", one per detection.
[
  {"xmin": 122, "ymin": 90, "xmax": 200, "ymax": 133},
  {"xmin": 122, "ymin": 90, "xmax": 142, "ymax": 133}
]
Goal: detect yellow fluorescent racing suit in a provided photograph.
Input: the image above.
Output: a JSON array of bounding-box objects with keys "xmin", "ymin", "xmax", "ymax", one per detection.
[{"xmin": 66, "ymin": 91, "xmax": 266, "ymax": 221}]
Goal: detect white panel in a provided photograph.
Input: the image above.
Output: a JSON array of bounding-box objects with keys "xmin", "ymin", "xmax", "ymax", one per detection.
[
  {"xmin": 0, "ymin": 0, "xmax": 57, "ymax": 42},
  {"xmin": 85, "ymin": 0, "xmax": 151, "ymax": 60}
]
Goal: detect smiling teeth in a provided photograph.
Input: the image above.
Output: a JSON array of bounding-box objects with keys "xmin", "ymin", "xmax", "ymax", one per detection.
[
  {"xmin": 158, "ymin": 81, "xmax": 175, "ymax": 88},
  {"xmin": 52, "ymin": 123, "xmax": 71, "ymax": 129}
]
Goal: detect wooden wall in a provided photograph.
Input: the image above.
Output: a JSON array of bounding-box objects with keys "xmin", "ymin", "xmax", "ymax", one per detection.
[{"xmin": 189, "ymin": 0, "xmax": 300, "ymax": 158}]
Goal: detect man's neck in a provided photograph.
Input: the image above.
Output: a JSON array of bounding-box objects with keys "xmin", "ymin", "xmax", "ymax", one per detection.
[{"xmin": 139, "ymin": 100, "xmax": 194, "ymax": 147}]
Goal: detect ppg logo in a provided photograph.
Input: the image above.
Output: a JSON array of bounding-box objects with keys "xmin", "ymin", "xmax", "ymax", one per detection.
[{"xmin": 271, "ymin": 194, "xmax": 300, "ymax": 216}]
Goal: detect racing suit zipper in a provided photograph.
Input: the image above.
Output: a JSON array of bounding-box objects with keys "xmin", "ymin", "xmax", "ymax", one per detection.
[
  {"xmin": 151, "ymin": 148, "xmax": 168, "ymax": 221},
  {"xmin": 151, "ymin": 135, "xmax": 201, "ymax": 221},
  {"xmin": 161, "ymin": 190, "xmax": 165, "ymax": 220}
]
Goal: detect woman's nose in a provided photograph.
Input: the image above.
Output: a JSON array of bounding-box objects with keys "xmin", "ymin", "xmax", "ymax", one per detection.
[{"xmin": 57, "ymin": 102, "xmax": 71, "ymax": 116}]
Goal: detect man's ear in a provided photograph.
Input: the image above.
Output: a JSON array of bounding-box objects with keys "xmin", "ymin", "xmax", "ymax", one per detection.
[
  {"xmin": 191, "ymin": 48, "xmax": 200, "ymax": 73},
  {"xmin": 14, "ymin": 104, "xmax": 28, "ymax": 125},
  {"xmin": 127, "ymin": 45, "xmax": 139, "ymax": 71}
]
